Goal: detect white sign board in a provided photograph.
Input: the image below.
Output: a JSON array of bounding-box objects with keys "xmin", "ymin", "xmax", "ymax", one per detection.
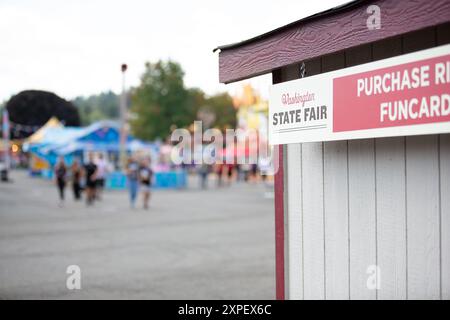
[{"xmin": 269, "ymin": 44, "xmax": 450, "ymax": 145}]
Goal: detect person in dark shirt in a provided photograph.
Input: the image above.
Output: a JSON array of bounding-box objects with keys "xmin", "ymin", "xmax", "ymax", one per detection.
[
  {"xmin": 139, "ymin": 157, "xmax": 153, "ymax": 209},
  {"xmin": 54, "ymin": 156, "xmax": 67, "ymax": 207},
  {"xmin": 226, "ymin": 163, "xmax": 235, "ymax": 186},
  {"xmin": 71, "ymin": 159, "xmax": 83, "ymax": 200},
  {"xmin": 84, "ymin": 153, "xmax": 98, "ymax": 206},
  {"xmin": 216, "ymin": 163, "xmax": 224, "ymax": 187}
]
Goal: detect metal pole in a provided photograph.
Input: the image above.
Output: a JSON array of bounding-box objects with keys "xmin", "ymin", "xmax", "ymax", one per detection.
[
  {"xmin": 2, "ymin": 109, "xmax": 10, "ymax": 170},
  {"xmin": 119, "ymin": 64, "xmax": 128, "ymax": 170}
]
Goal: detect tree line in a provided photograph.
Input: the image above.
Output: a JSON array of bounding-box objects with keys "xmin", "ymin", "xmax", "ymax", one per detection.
[{"xmin": 73, "ymin": 60, "xmax": 236, "ymax": 141}]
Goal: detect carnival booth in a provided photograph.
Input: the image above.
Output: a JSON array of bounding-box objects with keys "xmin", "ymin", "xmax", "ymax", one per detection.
[
  {"xmin": 216, "ymin": 0, "xmax": 450, "ymax": 300},
  {"xmin": 23, "ymin": 117, "xmax": 62, "ymax": 175},
  {"xmin": 24, "ymin": 119, "xmax": 186, "ymax": 189}
]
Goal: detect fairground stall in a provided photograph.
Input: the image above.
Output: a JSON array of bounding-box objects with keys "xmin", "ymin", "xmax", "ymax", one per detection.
[
  {"xmin": 216, "ymin": 0, "xmax": 450, "ymax": 299},
  {"xmin": 24, "ymin": 119, "xmax": 186, "ymax": 189}
]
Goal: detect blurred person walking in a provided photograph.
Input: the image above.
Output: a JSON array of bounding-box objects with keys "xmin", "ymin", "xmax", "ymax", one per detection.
[
  {"xmin": 71, "ymin": 159, "xmax": 83, "ymax": 201},
  {"xmin": 54, "ymin": 156, "xmax": 67, "ymax": 207},
  {"xmin": 198, "ymin": 163, "xmax": 210, "ymax": 189},
  {"xmin": 250, "ymin": 163, "xmax": 258, "ymax": 183},
  {"xmin": 236, "ymin": 164, "xmax": 244, "ymax": 182},
  {"xmin": 241, "ymin": 163, "xmax": 251, "ymax": 182},
  {"xmin": 215, "ymin": 163, "xmax": 224, "ymax": 187},
  {"xmin": 226, "ymin": 163, "xmax": 235, "ymax": 186},
  {"xmin": 95, "ymin": 153, "xmax": 108, "ymax": 201},
  {"xmin": 126, "ymin": 157, "xmax": 140, "ymax": 208},
  {"xmin": 139, "ymin": 157, "xmax": 153, "ymax": 209},
  {"xmin": 84, "ymin": 153, "xmax": 98, "ymax": 206}
]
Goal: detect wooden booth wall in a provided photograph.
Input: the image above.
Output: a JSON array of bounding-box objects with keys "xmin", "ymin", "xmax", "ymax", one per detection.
[{"xmin": 273, "ymin": 24, "xmax": 450, "ymax": 299}]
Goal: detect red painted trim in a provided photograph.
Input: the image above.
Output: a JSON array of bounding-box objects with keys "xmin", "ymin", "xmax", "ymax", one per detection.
[
  {"xmin": 274, "ymin": 144, "xmax": 285, "ymax": 300},
  {"xmin": 218, "ymin": 0, "xmax": 450, "ymax": 83}
]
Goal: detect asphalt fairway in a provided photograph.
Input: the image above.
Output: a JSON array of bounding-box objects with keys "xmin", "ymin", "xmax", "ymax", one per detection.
[{"xmin": 0, "ymin": 170, "xmax": 274, "ymax": 299}]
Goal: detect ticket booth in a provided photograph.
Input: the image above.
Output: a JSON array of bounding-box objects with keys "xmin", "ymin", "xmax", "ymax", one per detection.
[{"xmin": 216, "ymin": 0, "xmax": 450, "ymax": 299}]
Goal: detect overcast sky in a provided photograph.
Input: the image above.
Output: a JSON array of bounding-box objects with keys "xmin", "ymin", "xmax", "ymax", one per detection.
[{"xmin": 0, "ymin": 0, "xmax": 349, "ymax": 102}]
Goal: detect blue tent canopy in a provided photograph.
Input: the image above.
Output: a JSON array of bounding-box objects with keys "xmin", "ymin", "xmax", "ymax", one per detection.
[
  {"xmin": 26, "ymin": 120, "xmax": 157, "ymax": 166},
  {"xmin": 53, "ymin": 139, "xmax": 156, "ymax": 155}
]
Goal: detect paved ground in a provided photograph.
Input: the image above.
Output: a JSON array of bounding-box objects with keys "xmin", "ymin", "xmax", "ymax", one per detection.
[{"xmin": 0, "ymin": 170, "xmax": 275, "ymax": 299}]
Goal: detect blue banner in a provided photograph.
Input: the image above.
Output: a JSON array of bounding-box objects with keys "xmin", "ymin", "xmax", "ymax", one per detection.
[{"xmin": 2, "ymin": 109, "xmax": 9, "ymax": 140}]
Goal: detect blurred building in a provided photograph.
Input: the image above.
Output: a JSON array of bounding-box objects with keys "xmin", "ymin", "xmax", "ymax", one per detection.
[{"xmin": 233, "ymin": 84, "xmax": 268, "ymax": 140}]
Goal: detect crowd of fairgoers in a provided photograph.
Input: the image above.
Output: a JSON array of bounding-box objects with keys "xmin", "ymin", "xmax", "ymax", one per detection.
[
  {"xmin": 52, "ymin": 152, "xmax": 153, "ymax": 209},
  {"xmin": 1, "ymin": 138, "xmax": 274, "ymax": 210},
  {"xmin": 0, "ymin": 115, "xmax": 275, "ymax": 210}
]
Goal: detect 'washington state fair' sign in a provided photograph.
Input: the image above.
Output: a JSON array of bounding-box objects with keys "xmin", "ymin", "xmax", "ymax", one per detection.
[{"xmin": 269, "ymin": 44, "xmax": 450, "ymax": 145}]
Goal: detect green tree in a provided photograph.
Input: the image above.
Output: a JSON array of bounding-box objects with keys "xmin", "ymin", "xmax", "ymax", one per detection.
[
  {"xmin": 72, "ymin": 91, "xmax": 119, "ymax": 125},
  {"xmin": 187, "ymin": 87, "xmax": 206, "ymax": 120},
  {"xmin": 130, "ymin": 60, "xmax": 196, "ymax": 140},
  {"xmin": 204, "ymin": 93, "xmax": 236, "ymax": 130}
]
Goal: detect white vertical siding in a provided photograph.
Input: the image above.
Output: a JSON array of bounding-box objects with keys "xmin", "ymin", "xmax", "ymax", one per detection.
[
  {"xmin": 406, "ymin": 136, "xmax": 440, "ymax": 299},
  {"xmin": 285, "ymin": 134, "xmax": 450, "ymax": 299},
  {"xmin": 348, "ymin": 139, "xmax": 377, "ymax": 300},
  {"xmin": 375, "ymin": 137, "xmax": 407, "ymax": 299},
  {"xmin": 324, "ymin": 141, "xmax": 350, "ymax": 299},
  {"xmin": 302, "ymin": 142, "xmax": 325, "ymax": 299},
  {"xmin": 286, "ymin": 143, "xmax": 303, "ymax": 299},
  {"xmin": 441, "ymin": 134, "xmax": 450, "ymax": 300}
]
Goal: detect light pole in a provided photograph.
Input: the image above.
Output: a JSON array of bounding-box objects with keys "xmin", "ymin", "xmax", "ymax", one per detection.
[
  {"xmin": 1, "ymin": 109, "xmax": 10, "ymax": 181},
  {"xmin": 119, "ymin": 63, "xmax": 128, "ymax": 170}
]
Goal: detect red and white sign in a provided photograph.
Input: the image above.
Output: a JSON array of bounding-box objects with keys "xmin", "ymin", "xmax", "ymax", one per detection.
[{"xmin": 269, "ymin": 44, "xmax": 450, "ymax": 145}]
